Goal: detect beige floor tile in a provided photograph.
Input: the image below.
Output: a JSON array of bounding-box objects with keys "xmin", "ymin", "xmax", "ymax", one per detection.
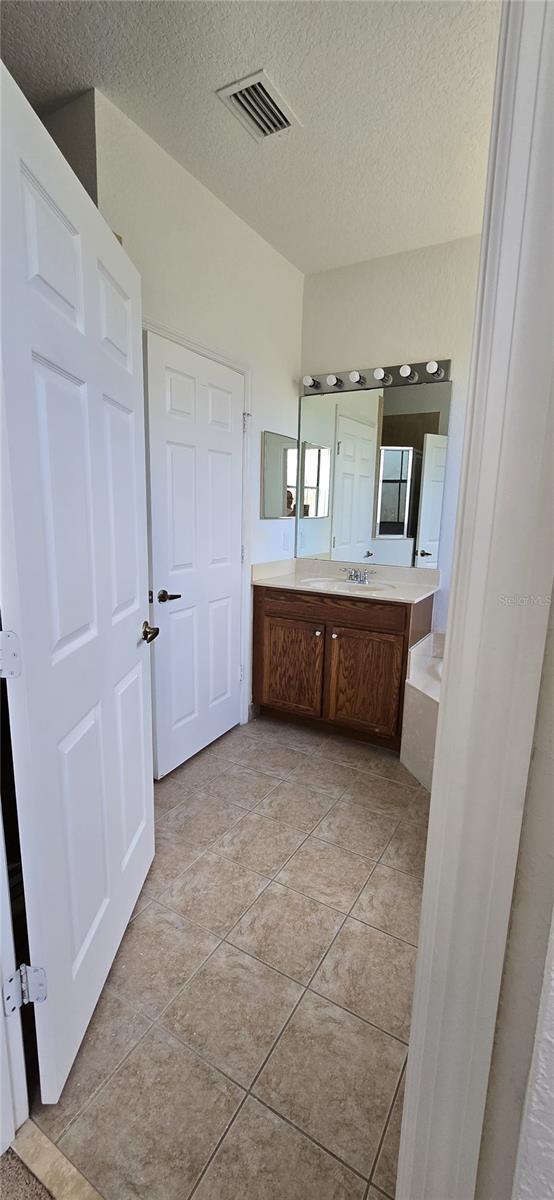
[
  {"xmin": 129, "ymin": 890, "xmax": 151, "ymax": 922},
  {"xmin": 311, "ymin": 918, "xmax": 417, "ymax": 1041},
  {"xmin": 156, "ymin": 792, "xmax": 245, "ymax": 848},
  {"xmin": 341, "ymin": 773, "xmax": 418, "ymax": 817},
  {"xmin": 198, "ymin": 765, "xmax": 279, "ymax": 809},
  {"xmin": 276, "ymin": 837, "xmax": 373, "ymax": 912},
  {"xmin": 228, "ymin": 742, "xmax": 310, "ymax": 779},
  {"xmin": 154, "ymin": 772, "xmax": 193, "ymax": 816},
  {"xmin": 254, "ymin": 990, "xmax": 405, "ymax": 1177},
  {"xmin": 366, "ymin": 1189, "xmax": 386, "ymax": 1199},
  {"xmin": 288, "ymin": 756, "xmax": 358, "ymax": 798},
  {"xmin": 159, "ymin": 851, "xmax": 269, "ymax": 936},
  {"xmin": 351, "ymin": 865, "xmax": 423, "ymax": 946},
  {"xmin": 315, "ymin": 800, "xmax": 400, "ymax": 860},
  {"xmin": 381, "ymin": 818, "xmax": 428, "ymax": 876},
  {"xmin": 255, "ymin": 779, "xmax": 336, "ymax": 832},
  {"xmin": 162, "ymin": 942, "xmax": 302, "ymax": 1086},
  {"xmin": 246, "ymin": 718, "xmax": 328, "ymax": 753},
  {"xmin": 59, "ymin": 1025, "xmax": 243, "ymax": 1200},
  {"xmin": 317, "ymin": 736, "xmax": 394, "ymax": 772},
  {"xmin": 212, "ymin": 812, "xmax": 305, "ymax": 876},
  {"xmin": 170, "ymin": 745, "xmax": 231, "ymax": 790},
  {"xmin": 32, "ymin": 989, "xmax": 150, "ymax": 1142},
  {"xmin": 107, "ymin": 901, "xmax": 218, "ymax": 1018},
  {"xmin": 228, "ymin": 881, "xmax": 343, "ymax": 983},
  {"xmin": 142, "ymin": 834, "xmax": 203, "ymax": 898},
  {"xmin": 362, "ymin": 748, "xmax": 419, "ymax": 788},
  {"xmin": 194, "ymin": 1096, "xmax": 365, "ymax": 1200},
  {"xmin": 373, "ymin": 1073, "xmax": 405, "ymax": 1197}
]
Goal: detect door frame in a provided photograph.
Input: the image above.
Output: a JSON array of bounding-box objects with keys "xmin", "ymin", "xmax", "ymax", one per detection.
[
  {"xmin": 398, "ymin": 3, "xmax": 553, "ymax": 1198},
  {"xmin": 142, "ymin": 319, "xmax": 252, "ymax": 727}
]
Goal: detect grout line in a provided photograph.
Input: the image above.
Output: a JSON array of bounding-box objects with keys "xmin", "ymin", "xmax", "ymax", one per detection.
[
  {"xmin": 367, "ymin": 1059, "xmax": 407, "ymax": 1192},
  {"xmin": 185, "ymin": 1094, "xmax": 249, "ymax": 1200},
  {"xmin": 53, "ymin": 1021, "xmax": 156, "ymax": 1147},
  {"xmin": 346, "ymin": 911, "xmax": 419, "ymax": 949},
  {"xmin": 251, "ymin": 1096, "xmax": 370, "ymax": 1182}
]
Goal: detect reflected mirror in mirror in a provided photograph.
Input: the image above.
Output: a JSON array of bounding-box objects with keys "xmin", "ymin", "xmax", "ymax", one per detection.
[
  {"xmin": 260, "ymin": 431, "xmax": 298, "ymax": 518},
  {"xmin": 296, "ymin": 380, "xmax": 451, "ymax": 568}
]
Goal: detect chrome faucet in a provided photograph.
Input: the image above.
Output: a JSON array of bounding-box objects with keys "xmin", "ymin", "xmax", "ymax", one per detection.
[{"xmin": 340, "ymin": 567, "xmax": 376, "ymax": 584}]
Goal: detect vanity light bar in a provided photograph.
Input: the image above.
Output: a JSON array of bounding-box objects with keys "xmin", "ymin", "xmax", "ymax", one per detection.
[{"xmin": 301, "ymin": 359, "xmax": 451, "ymax": 395}]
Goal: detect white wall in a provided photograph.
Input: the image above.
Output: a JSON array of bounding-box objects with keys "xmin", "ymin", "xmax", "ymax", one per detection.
[
  {"xmin": 302, "ymin": 236, "xmax": 481, "ymax": 628},
  {"xmin": 92, "ymin": 92, "xmax": 304, "ymax": 566}
]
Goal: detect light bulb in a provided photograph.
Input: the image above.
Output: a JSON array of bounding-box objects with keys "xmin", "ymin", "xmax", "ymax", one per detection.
[
  {"xmin": 373, "ymin": 368, "xmax": 392, "ymax": 385},
  {"xmin": 426, "ymin": 361, "xmax": 444, "ymax": 379},
  {"xmin": 400, "ymin": 364, "xmax": 418, "ymax": 382},
  {"xmin": 348, "ymin": 370, "xmax": 366, "ymax": 385},
  {"xmin": 302, "ymin": 375, "xmax": 320, "ymax": 389},
  {"xmin": 326, "ymin": 374, "xmax": 343, "ymax": 388}
]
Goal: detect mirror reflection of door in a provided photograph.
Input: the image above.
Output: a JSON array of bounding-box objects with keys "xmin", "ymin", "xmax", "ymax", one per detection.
[
  {"xmin": 332, "ymin": 415, "xmax": 377, "ymax": 561},
  {"xmin": 415, "ymin": 433, "xmax": 448, "ymax": 568}
]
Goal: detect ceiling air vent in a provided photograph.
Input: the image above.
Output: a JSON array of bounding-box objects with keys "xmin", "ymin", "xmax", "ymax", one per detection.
[{"xmin": 217, "ymin": 70, "xmax": 300, "ymax": 142}]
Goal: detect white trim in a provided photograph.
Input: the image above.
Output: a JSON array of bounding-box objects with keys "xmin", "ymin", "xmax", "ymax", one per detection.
[
  {"xmin": 398, "ymin": 3, "xmax": 553, "ymax": 1198},
  {"xmin": 142, "ymin": 317, "xmax": 253, "ymax": 726}
]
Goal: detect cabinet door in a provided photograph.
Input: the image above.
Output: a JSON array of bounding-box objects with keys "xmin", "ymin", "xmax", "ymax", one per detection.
[
  {"xmin": 261, "ymin": 616, "xmax": 324, "ymax": 717},
  {"xmin": 326, "ymin": 626, "xmax": 404, "ymax": 737}
]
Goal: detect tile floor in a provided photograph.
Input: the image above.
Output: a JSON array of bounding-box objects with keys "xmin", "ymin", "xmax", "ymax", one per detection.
[{"xmin": 31, "ymin": 717, "xmax": 429, "ymax": 1200}]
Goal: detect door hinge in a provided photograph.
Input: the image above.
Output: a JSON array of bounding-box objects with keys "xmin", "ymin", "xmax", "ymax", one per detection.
[
  {"xmin": 336, "ymin": 440, "xmax": 341, "ymax": 455},
  {"xmin": 0, "ymin": 631, "xmax": 21, "ymax": 678},
  {"xmin": 240, "ymin": 664, "xmax": 244, "ymax": 682},
  {"xmin": 3, "ymin": 965, "xmax": 47, "ymax": 1015},
  {"xmin": 332, "ymin": 536, "xmax": 336, "ymax": 548},
  {"xmin": 242, "ymin": 412, "xmax": 251, "ymax": 433},
  {"xmin": 241, "ymin": 544, "xmax": 245, "ymax": 564}
]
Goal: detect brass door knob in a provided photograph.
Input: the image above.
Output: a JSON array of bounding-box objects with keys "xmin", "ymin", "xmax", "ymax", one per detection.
[{"xmin": 141, "ymin": 620, "xmax": 160, "ymax": 643}]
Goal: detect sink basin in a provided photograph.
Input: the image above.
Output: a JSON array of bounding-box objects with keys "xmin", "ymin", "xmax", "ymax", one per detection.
[
  {"xmin": 298, "ymin": 577, "xmax": 391, "ymax": 595},
  {"xmin": 300, "ymin": 577, "xmax": 336, "ymax": 586}
]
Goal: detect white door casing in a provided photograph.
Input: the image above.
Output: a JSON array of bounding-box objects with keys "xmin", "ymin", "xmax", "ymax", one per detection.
[
  {"xmin": 331, "ymin": 415, "xmax": 377, "ymax": 562},
  {"xmin": 1, "ymin": 67, "xmax": 154, "ymax": 1102},
  {"xmin": 145, "ymin": 333, "xmax": 244, "ymax": 779},
  {"xmin": 415, "ymin": 433, "xmax": 448, "ymax": 568}
]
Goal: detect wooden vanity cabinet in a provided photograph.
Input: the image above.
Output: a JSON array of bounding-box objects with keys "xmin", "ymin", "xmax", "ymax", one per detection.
[
  {"xmin": 253, "ymin": 586, "xmax": 433, "ymax": 749},
  {"xmin": 260, "ymin": 615, "xmax": 325, "ymax": 718},
  {"xmin": 325, "ymin": 625, "xmax": 404, "ymax": 738}
]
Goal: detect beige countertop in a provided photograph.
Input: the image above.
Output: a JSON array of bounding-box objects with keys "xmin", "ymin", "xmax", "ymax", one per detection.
[{"xmin": 252, "ymin": 560, "xmax": 440, "ymax": 606}]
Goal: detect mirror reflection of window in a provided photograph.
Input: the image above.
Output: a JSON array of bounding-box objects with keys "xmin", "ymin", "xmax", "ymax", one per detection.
[
  {"xmin": 260, "ymin": 431, "xmax": 298, "ymax": 519},
  {"xmin": 285, "ymin": 446, "xmax": 298, "ymax": 516},
  {"xmin": 302, "ymin": 444, "xmax": 331, "ymax": 518}
]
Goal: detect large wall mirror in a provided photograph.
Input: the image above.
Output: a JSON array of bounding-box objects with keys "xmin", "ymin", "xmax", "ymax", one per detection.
[{"xmin": 296, "ymin": 380, "xmax": 451, "ymax": 567}]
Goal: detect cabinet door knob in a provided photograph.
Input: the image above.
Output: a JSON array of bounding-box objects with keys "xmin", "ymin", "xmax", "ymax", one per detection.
[
  {"xmin": 331, "ymin": 632, "xmax": 339, "ymax": 639},
  {"xmin": 314, "ymin": 630, "xmax": 322, "ymax": 637}
]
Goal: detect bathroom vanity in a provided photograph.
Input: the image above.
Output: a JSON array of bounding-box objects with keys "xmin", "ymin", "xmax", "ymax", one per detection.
[{"xmin": 252, "ymin": 565, "xmax": 437, "ymax": 751}]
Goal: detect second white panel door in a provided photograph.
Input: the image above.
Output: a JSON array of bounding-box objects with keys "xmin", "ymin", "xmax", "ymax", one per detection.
[{"xmin": 146, "ymin": 333, "xmax": 244, "ymax": 779}]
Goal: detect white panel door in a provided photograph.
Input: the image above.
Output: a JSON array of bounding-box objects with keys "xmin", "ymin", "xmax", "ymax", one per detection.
[
  {"xmin": 1, "ymin": 67, "xmax": 154, "ymax": 1103},
  {"xmin": 415, "ymin": 434, "xmax": 448, "ymax": 568},
  {"xmin": 146, "ymin": 333, "xmax": 244, "ymax": 779},
  {"xmin": 332, "ymin": 415, "xmax": 377, "ymax": 561}
]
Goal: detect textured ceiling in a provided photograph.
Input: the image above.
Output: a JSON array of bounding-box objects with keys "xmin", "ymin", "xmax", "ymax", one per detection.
[{"xmin": 1, "ymin": 0, "xmax": 500, "ymax": 273}]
